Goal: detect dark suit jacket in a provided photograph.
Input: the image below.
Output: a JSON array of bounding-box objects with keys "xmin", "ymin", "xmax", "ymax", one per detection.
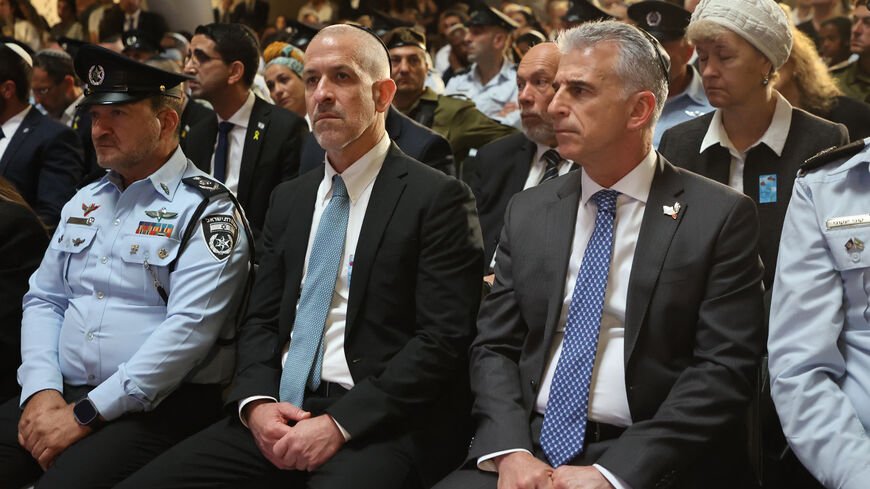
[
  {"xmin": 467, "ymin": 133, "xmax": 535, "ymax": 265},
  {"xmin": 227, "ymin": 144, "xmax": 484, "ymax": 485},
  {"xmin": 300, "ymin": 106, "xmax": 455, "ymax": 176},
  {"xmin": 0, "ymin": 199, "xmax": 48, "ymax": 402},
  {"xmin": 0, "ymin": 107, "xmax": 85, "ymax": 228},
  {"xmin": 468, "ymin": 156, "xmax": 765, "ymax": 489},
  {"xmin": 181, "ymin": 95, "xmax": 308, "ymax": 235},
  {"xmin": 659, "ymin": 108, "xmax": 848, "ymax": 290},
  {"xmin": 231, "ymin": 0, "xmax": 269, "ymax": 33},
  {"xmin": 813, "ymin": 95, "xmax": 870, "ymax": 141},
  {"xmin": 98, "ymin": 6, "xmax": 167, "ymax": 43}
]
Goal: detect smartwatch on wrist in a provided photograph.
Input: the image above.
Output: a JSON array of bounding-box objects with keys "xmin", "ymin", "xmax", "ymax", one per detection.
[{"xmin": 73, "ymin": 397, "xmax": 103, "ymax": 429}]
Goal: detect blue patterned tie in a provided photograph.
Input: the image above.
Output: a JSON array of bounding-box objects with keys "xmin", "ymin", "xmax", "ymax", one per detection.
[
  {"xmin": 279, "ymin": 175, "xmax": 349, "ymax": 406},
  {"xmin": 213, "ymin": 121, "xmax": 234, "ymax": 183},
  {"xmin": 540, "ymin": 189, "xmax": 619, "ymax": 467}
]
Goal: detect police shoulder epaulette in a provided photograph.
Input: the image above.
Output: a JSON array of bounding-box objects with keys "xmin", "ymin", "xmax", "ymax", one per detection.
[
  {"xmin": 442, "ymin": 92, "xmax": 471, "ymax": 102},
  {"xmin": 182, "ymin": 176, "xmax": 230, "ymax": 198},
  {"xmin": 799, "ymin": 139, "xmax": 867, "ymax": 176}
]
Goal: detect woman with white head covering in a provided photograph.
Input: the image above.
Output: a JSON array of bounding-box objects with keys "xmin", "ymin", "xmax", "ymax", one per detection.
[
  {"xmin": 659, "ymin": 2, "xmax": 848, "ymax": 486},
  {"xmin": 659, "ymin": 0, "xmax": 848, "ymax": 293}
]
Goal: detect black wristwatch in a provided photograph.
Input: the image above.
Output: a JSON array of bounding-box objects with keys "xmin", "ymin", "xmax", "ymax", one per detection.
[{"xmin": 73, "ymin": 397, "xmax": 104, "ymax": 429}]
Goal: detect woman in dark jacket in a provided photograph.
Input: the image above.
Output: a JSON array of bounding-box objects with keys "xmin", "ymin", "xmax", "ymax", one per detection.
[{"xmin": 0, "ymin": 177, "xmax": 48, "ymax": 402}]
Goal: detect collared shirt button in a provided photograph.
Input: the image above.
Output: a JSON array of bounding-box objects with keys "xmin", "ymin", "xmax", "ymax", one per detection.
[
  {"xmin": 101, "ymin": 256, "xmax": 108, "ymax": 264},
  {"xmin": 113, "ymin": 219, "xmax": 121, "ymax": 226},
  {"xmin": 96, "ymin": 291, "xmax": 104, "ymax": 299},
  {"xmin": 87, "ymin": 332, "xmax": 94, "ymax": 341}
]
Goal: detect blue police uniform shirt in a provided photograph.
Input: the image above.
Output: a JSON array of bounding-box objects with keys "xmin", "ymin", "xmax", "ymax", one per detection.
[
  {"xmin": 18, "ymin": 146, "xmax": 251, "ymax": 421},
  {"xmin": 768, "ymin": 140, "xmax": 870, "ymax": 489},
  {"xmin": 444, "ymin": 59, "xmax": 521, "ymax": 130},
  {"xmin": 653, "ymin": 66, "xmax": 713, "ymax": 148}
]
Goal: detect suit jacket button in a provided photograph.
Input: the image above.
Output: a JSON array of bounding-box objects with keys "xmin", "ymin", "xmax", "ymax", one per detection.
[{"xmin": 352, "ymin": 358, "xmax": 361, "ymax": 363}]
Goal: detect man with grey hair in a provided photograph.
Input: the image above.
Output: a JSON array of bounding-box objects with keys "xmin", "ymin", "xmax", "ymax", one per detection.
[
  {"xmin": 435, "ymin": 20, "xmax": 764, "ymax": 489},
  {"xmin": 114, "ymin": 23, "xmax": 485, "ymax": 489}
]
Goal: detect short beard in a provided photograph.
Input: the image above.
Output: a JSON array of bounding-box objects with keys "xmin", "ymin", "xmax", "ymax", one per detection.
[{"xmin": 523, "ymin": 119, "xmax": 556, "ymax": 147}]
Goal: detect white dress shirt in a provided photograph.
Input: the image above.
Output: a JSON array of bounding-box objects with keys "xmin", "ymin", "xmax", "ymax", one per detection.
[
  {"xmin": 238, "ymin": 134, "xmax": 390, "ymax": 438},
  {"xmin": 523, "ymin": 143, "xmax": 575, "ymax": 190},
  {"xmin": 700, "ymin": 91, "xmax": 792, "ymax": 192},
  {"xmin": 61, "ymin": 93, "xmax": 85, "ymax": 127},
  {"xmin": 478, "ymin": 149, "xmax": 658, "ymax": 489},
  {"xmin": 0, "ymin": 105, "xmax": 31, "ymax": 161},
  {"xmin": 209, "ymin": 91, "xmax": 255, "ymax": 194}
]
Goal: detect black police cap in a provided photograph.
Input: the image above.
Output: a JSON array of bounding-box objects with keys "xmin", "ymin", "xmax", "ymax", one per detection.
[
  {"xmin": 467, "ymin": 6, "xmax": 519, "ymax": 31},
  {"xmin": 368, "ymin": 9, "xmax": 414, "ymax": 38},
  {"xmin": 628, "ymin": 0, "xmax": 691, "ymax": 42},
  {"xmin": 74, "ymin": 43, "xmax": 192, "ymax": 106},
  {"xmin": 286, "ymin": 19, "xmax": 322, "ymax": 50},
  {"xmin": 58, "ymin": 37, "xmax": 88, "ymax": 59},
  {"xmin": 562, "ymin": 0, "xmax": 614, "ymax": 25},
  {"xmin": 122, "ymin": 29, "xmax": 159, "ymax": 54},
  {"xmin": 383, "ymin": 27, "xmax": 426, "ymax": 51}
]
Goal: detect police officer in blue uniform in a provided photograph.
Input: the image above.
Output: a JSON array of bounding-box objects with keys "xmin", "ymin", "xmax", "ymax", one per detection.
[
  {"xmin": 444, "ymin": 6, "xmax": 522, "ymax": 129},
  {"xmin": 768, "ymin": 139, "xmax": 870, "ymax": 489},
  {"xmin": 0, "ymin": 44, "xmax": 252, "ymax": 489}
]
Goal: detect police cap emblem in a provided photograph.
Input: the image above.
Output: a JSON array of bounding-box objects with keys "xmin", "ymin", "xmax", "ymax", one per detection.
[
  {"xmin": 88, "ymin": 64, "xmax": 105, "ymax": 86},
  {"xmin": 201, "ymin": 214, "xmax": 238, "ymax": 261},
  {"xmin": 646, "ymin": 11, "xmax": 662, "ymax": 27}
]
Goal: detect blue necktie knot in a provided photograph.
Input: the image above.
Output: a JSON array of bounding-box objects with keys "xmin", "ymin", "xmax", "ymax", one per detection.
[
  {"xmin": 331, "ymin": 174, "xmax": 348, "ymax": 200},
  {"xmin": 218, "ymin": 121, "xmax": 234, "ymax": 135},
  {"xmin": 590, "ymin": 189, "xmax": 619, "ymax": 216}
]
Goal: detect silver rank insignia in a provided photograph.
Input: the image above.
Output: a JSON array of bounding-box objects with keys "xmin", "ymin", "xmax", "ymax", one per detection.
[
  {"xmin": 145, "ymin": 208, "xmax": 178, "ymax": 221},
  {"xmin": 201, "ymin": 214, "xmax": 238, "ymax": 261}
]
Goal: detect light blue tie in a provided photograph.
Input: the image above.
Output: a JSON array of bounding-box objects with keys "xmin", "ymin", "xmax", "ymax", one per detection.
[
  {"xmin": 540, "ymin": 189, "xmax": 619, "ymax": 467},
  {"xmin": 279, "ymin": 175, "xmax": 349, "ymax": 406}
]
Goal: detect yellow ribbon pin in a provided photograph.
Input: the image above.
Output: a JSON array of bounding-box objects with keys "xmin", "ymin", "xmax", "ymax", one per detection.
[{"xmin": 253, "ymin": 130, "xmax": 260, "ymax": 141}]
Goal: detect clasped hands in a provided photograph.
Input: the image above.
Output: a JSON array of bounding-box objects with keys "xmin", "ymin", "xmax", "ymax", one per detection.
[
  {"xmin": 17, "ymin": 389, "xmax": 92, "ymax": 471},
  {"xmin": 494, "ymin": 451, "xmax": 615, "ymax": 489},
  {"xmin": 244, "ymin": 399, "xmax": 345, "ymax": 472}
]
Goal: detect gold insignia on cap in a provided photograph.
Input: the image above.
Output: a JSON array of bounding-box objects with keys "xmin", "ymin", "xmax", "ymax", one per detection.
[{"xmin": 160, "ymin": 85, "xmax": 165, "ymax": 92}]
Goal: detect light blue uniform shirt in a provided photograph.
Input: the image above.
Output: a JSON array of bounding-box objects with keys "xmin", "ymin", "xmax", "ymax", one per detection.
[
  {"xmin": 653, "ymin": 66, "xmax": 713, "ymax": 148},
  {"xmin": 769, "ymin": 140, "xmax": 870, "ymax": 489},
  {"xmin": 444, "ymin": 59, "xmax": 521, "ymax": 130},
  {"xmin": 18, "ymin": 146, "xmax": 251, "ymax": 421}
]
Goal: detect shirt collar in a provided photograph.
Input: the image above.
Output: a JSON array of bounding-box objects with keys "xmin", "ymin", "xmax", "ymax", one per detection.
[
  {"xmin": 580, "ymin": 148, "xmax": 657, "ymax": 207},
  {"xmin": 101, "ymin": 145, "xmax": 188, "ymax": 200},
  {"xmin": 62, "ymin": 93, "xmax": 85, "ymax": 125},
  {"xmin": 700, "ymin": 91, "xmax": 792, "ymax": 157},
  {"xmin": 218, "ymin": 91, "xmax": 255, "ymax": 129},
  {"xmin": 323, "ymin": 133, "xmax": 389, "ymax": 203},
  {"xmin": 471, "ymin": 58, "xmax": 515, "ymax": 85},
  {"xmin": 2, "ymin": 105, "xmax": 31, "ymax": 132}
]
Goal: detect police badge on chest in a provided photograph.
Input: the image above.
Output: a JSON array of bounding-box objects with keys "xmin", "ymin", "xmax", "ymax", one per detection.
[{"xmin": 201, "ymin": 214, "xmax": 238, "ymax": 261}]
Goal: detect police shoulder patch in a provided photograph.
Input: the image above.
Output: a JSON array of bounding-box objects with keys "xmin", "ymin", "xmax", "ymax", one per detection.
[
  {"xmin": 799, "ymin": 139, "xmax": 867, "ymax": 176},
  {"xmin": 182, "ymin": 176, "xmax": 229, "ymax": 199},
  {"xmin": 201, "ymin": 214, "xmax": 238, "ymax": 261}
]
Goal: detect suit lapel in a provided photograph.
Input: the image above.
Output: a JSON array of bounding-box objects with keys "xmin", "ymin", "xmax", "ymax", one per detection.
[
  {"xmin": 623, "ymin": 156, "xmax": 686, "ymax": 363},
  {"xmin": 507, "ymin": 137, "xmax": 537, "ymax": 194},
  {"xmin": 183, "ymin": 116, "xmax": 218, "ymax": 173},
  {"xmin": 0, "ymin": 109, "xmax": 39, "ymax": 174},
  {"xmin": 238, "ymin": 97, "xmax": 269, "ymax": 203},
  {"xmin": 538, "ymin": 171, "xmax": 582, "ymax": 376},
  {"xmin": 696, "ymin": 144, "xmax": 730, "ymax": 185},
  {"xmin": 345, "ymin": 145, "xmax": 408, "ymax": 334}
]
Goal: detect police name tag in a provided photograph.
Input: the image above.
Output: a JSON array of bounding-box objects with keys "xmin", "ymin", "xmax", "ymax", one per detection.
[
  {"xmin": 826, "ymin": 213, "xmax": 870, "ymax": 230},
  {"xmin": 201, "ymin": 214, "xmax": 238, "ymax": 261}
]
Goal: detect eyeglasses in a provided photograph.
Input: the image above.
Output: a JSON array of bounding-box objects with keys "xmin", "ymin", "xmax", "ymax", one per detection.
[
  {"xmin": 638, "ymin": 27, "xmax": 671, "ymax": 84},
  {"xmin": 183, "ymin": 49, "xmax": 223, "ymax": 67}
]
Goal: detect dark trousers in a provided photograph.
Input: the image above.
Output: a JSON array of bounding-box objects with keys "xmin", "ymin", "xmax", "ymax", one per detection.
[
  {"xmin": 0, "ymin": 383, "xmax": 223, "ymax": 489},
  {"xmin": 114, "ymin": 385, "xmax": 422, "ymax": 489}
]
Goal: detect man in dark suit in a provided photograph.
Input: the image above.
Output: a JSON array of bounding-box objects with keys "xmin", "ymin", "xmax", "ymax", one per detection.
[
  {"xmin": 114, "ymin": 24, "xmax": 483, "ymax": 489},
  {"xmin": 98, "ymin": 0, "xmax": 167, "ymax": 45},
  {"xmin": 435, "ymin": 21, "xmax": 764, "ymax": 489},
  {"xmin": 0, "ymin": 44, "xmax": 84, "ymax": 229},
  {"xmin": 299, "ymin": 105, "xmax": 455, "ymax": 176},
  {"xmin": 466, "ymin": 42, "xmax": 574, "ymax": 269},
  {"xmin": 182, "ymin": 23, "xmax": 308, "ymax": 235}
]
